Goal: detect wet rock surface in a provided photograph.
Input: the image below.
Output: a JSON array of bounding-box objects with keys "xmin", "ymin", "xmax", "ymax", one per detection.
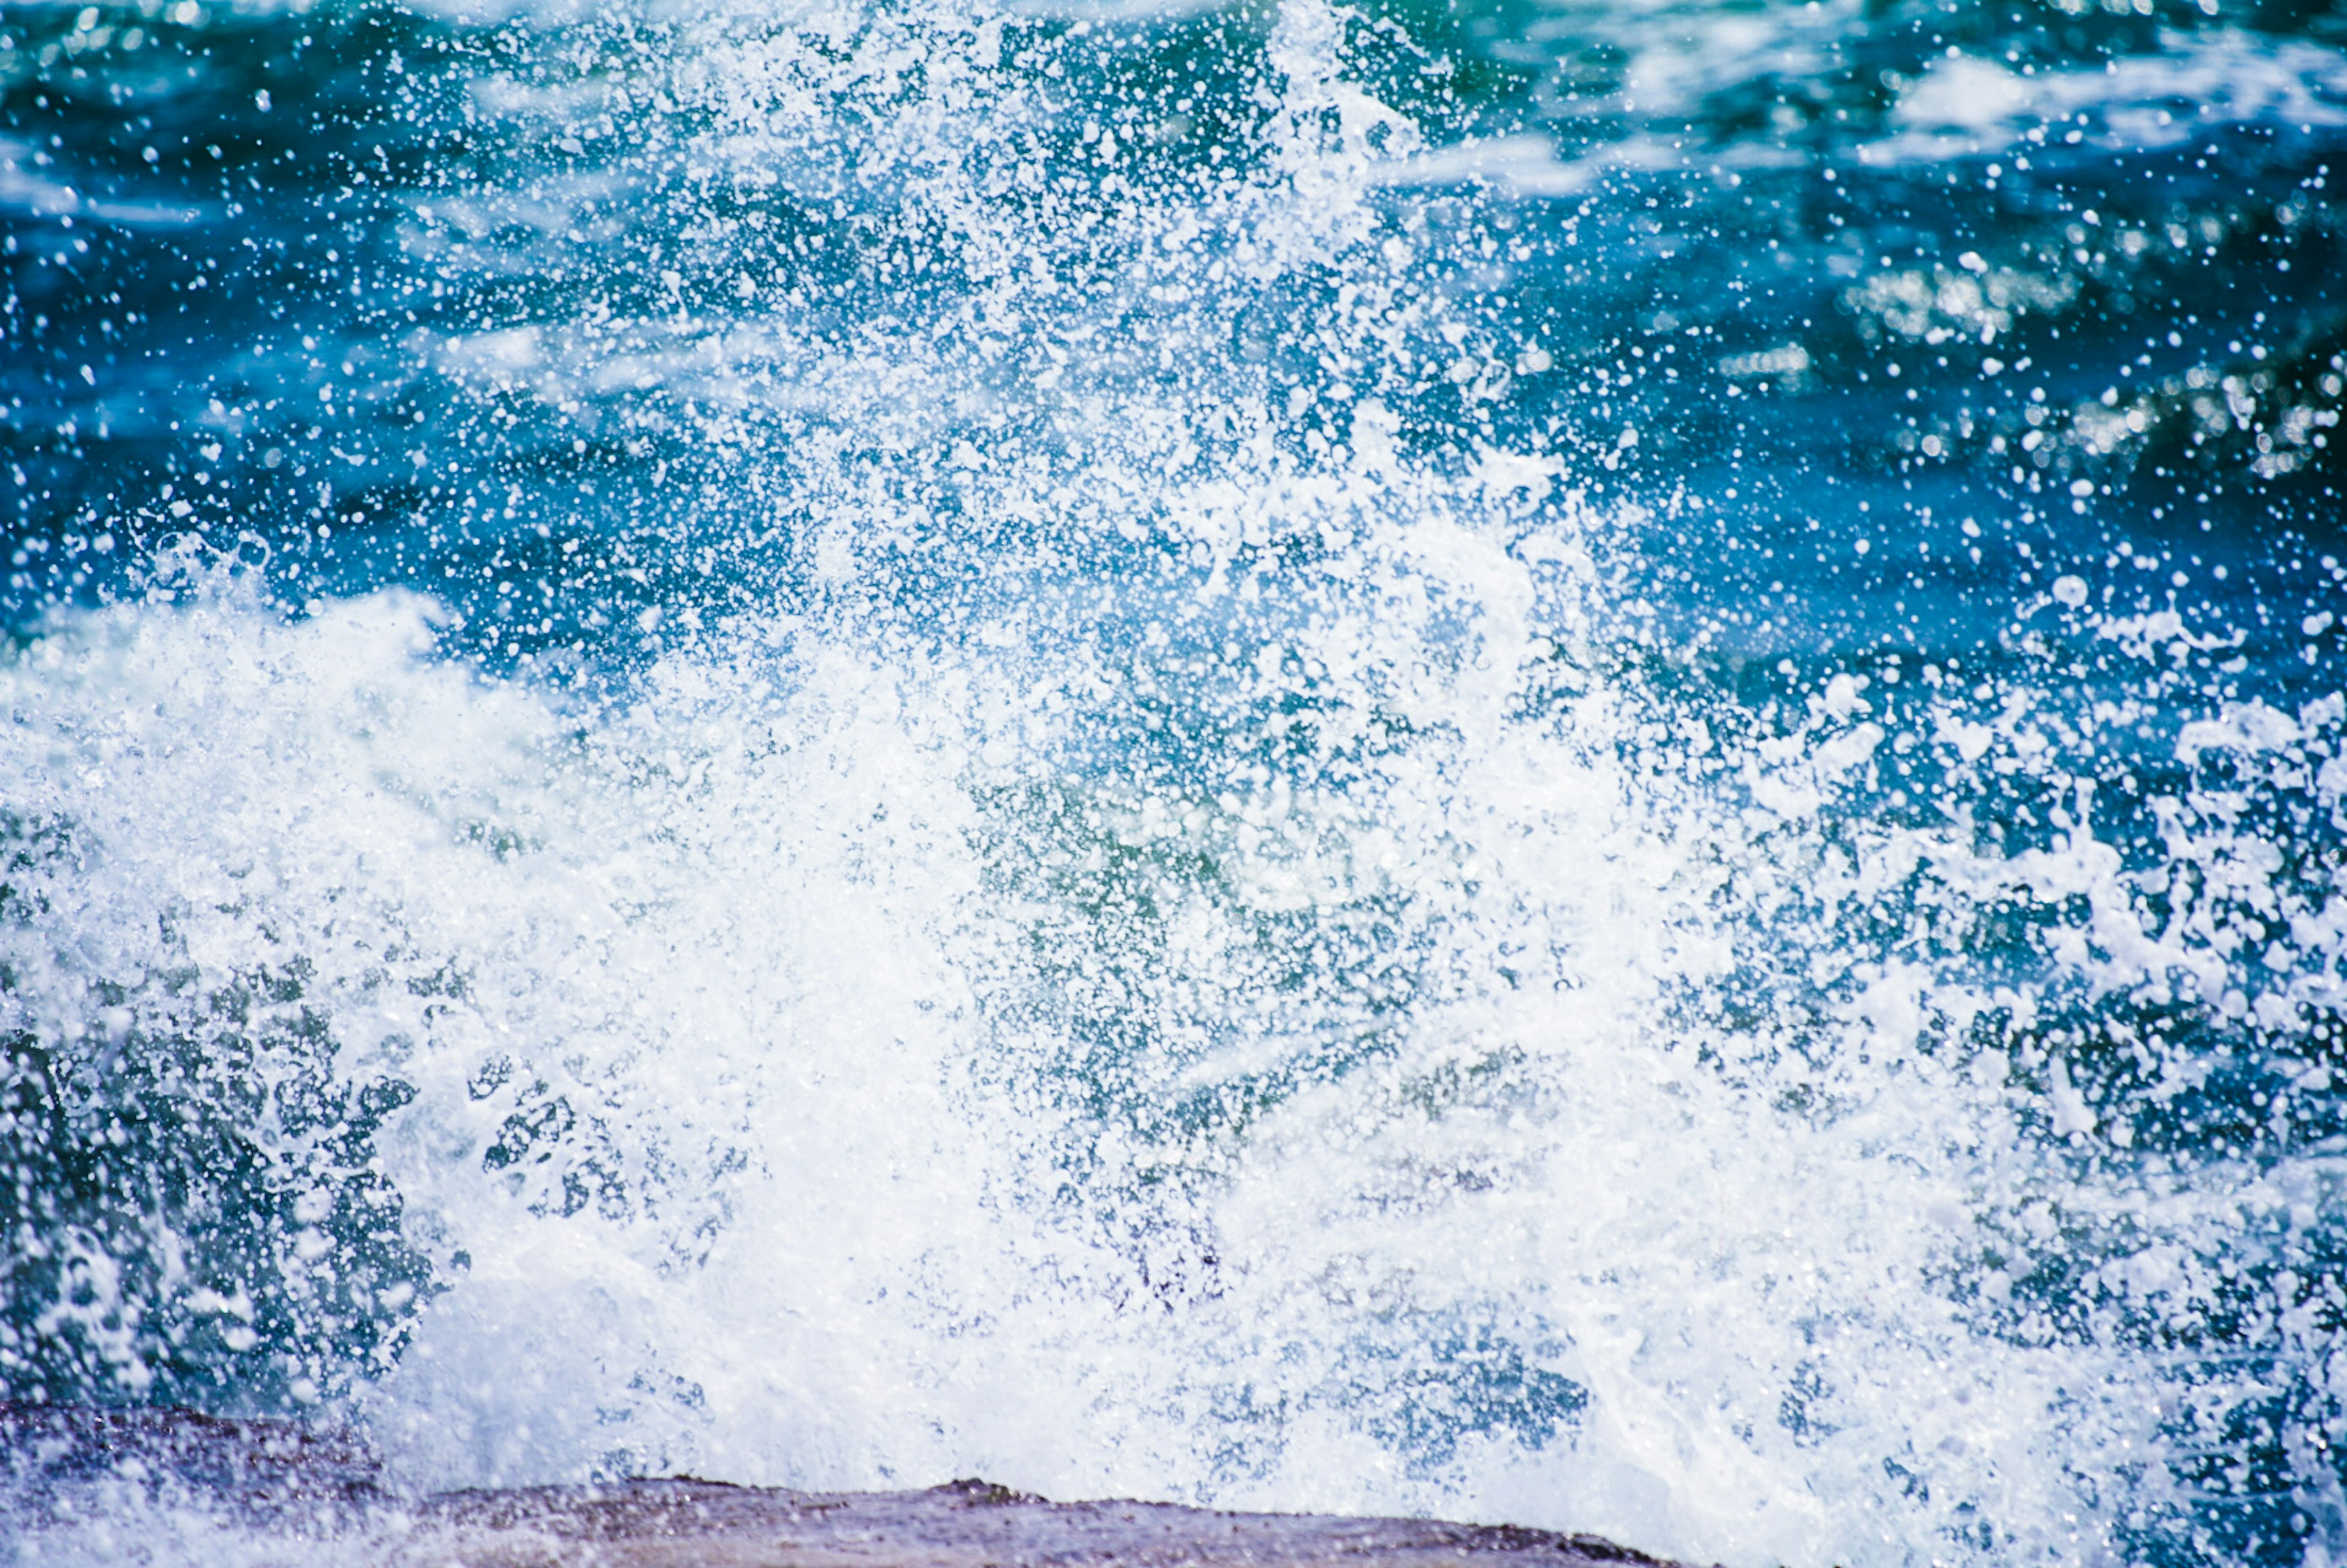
[
  {"xmin": 0, "ymin": 1398, "xmax": 387, "ymax": 1517},
  {"xmin": 0, "ymin": 1406, "xmax": 1683, "ymax": 1567},
  {"xmin": 395, "ymin": 1476, "xmax": 1681, "ymax": 1568}
]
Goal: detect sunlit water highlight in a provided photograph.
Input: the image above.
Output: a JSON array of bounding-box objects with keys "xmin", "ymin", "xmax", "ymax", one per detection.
[{"xmin": 2, "ymin": 0, "xmax": 2345, "ymax": 1564}]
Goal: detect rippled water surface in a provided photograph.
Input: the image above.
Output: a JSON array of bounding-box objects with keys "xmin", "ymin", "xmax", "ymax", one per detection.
[{"xmin": 2, "ymin": 0, "xmax": 2345, "ymax": 1563}]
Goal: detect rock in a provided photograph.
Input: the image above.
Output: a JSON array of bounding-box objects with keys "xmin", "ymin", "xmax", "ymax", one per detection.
[
  {"xmin": 0, "ymin": 1398, "xmax": 386, "ymax": 1518},
  {"xmin": 1, "ymin": 1404, "xmax": 1686, "ymax": 1568},
  {"xmin": 395, "ymin": 1476, "xmax": 1680, "ymax": 1568}
]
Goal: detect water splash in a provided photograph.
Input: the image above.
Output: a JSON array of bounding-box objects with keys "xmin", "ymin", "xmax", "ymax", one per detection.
[{"xmin": 2, "ymin": 0, "xmax": 2344, "ymax": 1563}]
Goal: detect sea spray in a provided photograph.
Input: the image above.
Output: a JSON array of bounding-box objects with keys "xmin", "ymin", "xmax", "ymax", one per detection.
[{"xmin": 2, "ymin": 0, "xmax": 2344, "ymax": 1563}]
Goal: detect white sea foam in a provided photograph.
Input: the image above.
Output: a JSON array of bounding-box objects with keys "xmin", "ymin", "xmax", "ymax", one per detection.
[{"xmin": 7, "ymin": 483, "xmax": 2341, "ymax": 1568}]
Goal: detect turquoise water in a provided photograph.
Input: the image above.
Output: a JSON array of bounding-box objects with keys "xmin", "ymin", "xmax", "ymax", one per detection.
[{"xmin": 1, "ymin": 0, "xmax": 2345, "ymax": 1562}]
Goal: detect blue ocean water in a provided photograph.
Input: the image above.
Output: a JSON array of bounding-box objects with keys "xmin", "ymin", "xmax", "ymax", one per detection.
[{"xmin": 1, "ymin": 0, "xmax": 2344, "ymax": 1561}]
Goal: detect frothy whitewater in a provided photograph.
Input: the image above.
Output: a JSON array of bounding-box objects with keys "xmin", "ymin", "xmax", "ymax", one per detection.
[{"xmin": 2, "ymin": 1, "xmax": 2344, "ymax": 1563}]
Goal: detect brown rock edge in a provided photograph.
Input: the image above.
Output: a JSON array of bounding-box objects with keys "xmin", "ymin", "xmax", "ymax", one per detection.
[
  {"xmin": 394, "ymin": 1476, "xmax": 1684, "ymax": 1568},
  {"xmin": 2, "ymin": 1404, "xmax": 1695, "ymax": 1568}
]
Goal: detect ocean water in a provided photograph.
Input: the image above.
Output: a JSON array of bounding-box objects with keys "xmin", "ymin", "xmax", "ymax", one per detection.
[{"xmin": 1, "ymin": 0, "xmax": 2344, "ymax": 1561}]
